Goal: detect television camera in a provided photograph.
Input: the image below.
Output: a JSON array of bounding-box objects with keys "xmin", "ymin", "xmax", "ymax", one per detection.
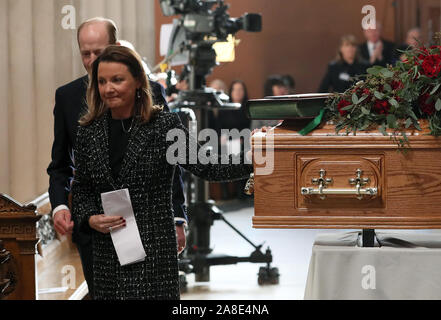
[{"xmin": 159, "ymin": 0, "xmax": 262, "ymax": 89}]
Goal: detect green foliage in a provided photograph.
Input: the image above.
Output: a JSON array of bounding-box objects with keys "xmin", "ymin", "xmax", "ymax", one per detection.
[{"xmin": 324, "ymin": 39, "xmax": 441, "ymax": 149}]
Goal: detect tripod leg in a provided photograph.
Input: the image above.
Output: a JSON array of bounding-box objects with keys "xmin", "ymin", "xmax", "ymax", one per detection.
[
  {"xmin": 219, "ymin": 214, "xmax": 259, "ymax": 249},
  {"xmin": 186, "ymin": 202, "xmax": 216, "ymax": 282}
]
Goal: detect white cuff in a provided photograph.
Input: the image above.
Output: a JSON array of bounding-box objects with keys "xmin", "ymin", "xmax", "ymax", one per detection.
[{"xmin": 52, "ymin": 204, "xmax": 70, "ymax": 217}]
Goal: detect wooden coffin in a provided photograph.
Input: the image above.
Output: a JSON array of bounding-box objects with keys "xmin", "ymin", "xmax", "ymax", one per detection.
[{"xmin": 252, "ymin": 119, "xmax": 441, "ymax": 229}]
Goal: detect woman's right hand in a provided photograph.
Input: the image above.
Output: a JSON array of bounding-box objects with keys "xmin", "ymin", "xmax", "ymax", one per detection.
[
  {"xmin": 89, "ymin": 215, "xmax": 126, "ymax": 234},
  {"xmin": 251, "ymin": 126, "xmax": 272, "ymax": 137}
]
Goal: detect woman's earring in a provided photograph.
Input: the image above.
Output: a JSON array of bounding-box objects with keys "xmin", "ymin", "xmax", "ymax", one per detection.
[{"xmin": 137, "ymin": 89, "xmax": 141, "ymax": 99}]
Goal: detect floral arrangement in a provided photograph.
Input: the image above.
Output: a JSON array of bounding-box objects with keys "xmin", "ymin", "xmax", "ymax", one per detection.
[{"xmin": 325, "ymin": 36, "xmax": 441, "ymax": 148}]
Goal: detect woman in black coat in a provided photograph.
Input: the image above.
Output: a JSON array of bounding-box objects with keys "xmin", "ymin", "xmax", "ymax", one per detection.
[
  {"xmin": 318, "ymin": 34, "xmax": 369, "ymax": 93},
  {"xmin": 71, "ymin": 45, "xmax": 253, "ymax": 299}
]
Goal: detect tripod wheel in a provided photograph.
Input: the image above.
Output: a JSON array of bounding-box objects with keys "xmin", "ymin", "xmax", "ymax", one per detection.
[{"xmin": 257, "ymin": 267, "xmax": 279, "ymax": 286}]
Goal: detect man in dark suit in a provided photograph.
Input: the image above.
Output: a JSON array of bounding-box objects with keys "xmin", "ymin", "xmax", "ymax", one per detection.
[
  {"xmin": 47, "ymin": 17, "xmax": 187, "ymax": 298},
  {"xmin": 359, "ymin": 22, "xmax": 397, "ymax": 67}
]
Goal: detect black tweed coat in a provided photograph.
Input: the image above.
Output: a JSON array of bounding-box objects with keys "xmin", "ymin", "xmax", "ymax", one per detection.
[{"xmin": 72, "ymin": 110, "xmax": 253, "ymax": 300}]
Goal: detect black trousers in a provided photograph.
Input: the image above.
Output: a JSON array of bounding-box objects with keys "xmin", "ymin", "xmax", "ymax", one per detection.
[{"xmin": 76, "ymin": 240, "xmax": 94, "ymax": 299}]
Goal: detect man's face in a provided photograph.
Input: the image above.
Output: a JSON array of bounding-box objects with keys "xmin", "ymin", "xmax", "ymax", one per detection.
[
  {"xmin": 78, "ymin": 22, "xmax": 110, "ymax": 75},
  {"xmin": 407, "ymin": 30, "xmax": 421, "ymax": 48},
  {"xmin": 364, "ymin": 27, "xmax": 381, "ymax": 43}
]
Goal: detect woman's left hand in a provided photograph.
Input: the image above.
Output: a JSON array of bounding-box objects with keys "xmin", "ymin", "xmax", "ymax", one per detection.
[{"xmin": 89, "ymin": 214, "xmax": 126, "ymax": 234}]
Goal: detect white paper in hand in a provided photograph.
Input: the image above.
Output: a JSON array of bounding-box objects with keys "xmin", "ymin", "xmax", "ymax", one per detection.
[{"xmin": 100, "ymin": 189, "xmax": 146, "ymax": 266}]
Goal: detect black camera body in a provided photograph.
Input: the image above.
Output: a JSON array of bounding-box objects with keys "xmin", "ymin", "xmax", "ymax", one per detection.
[
  {"xmin": 160, "ymin": 0, "xmax": 262, "ymax": 90},
  {"xmin": 160, "ymin": 0, "xmax": 261, "ymax": 42},
  {"xmin": 181, "ymin": 11, "xmax": 261, "ymax": 41}
]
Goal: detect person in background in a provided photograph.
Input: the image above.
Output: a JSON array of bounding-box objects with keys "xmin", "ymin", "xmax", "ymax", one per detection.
[
  {"xmin": 119, "ymin": 39, "xmax": 151, "ymax": 75},
  {"xmin": 166, "ymin": 78, "xmax": 189, "ymax": 103},
  {"xmin": 403, "ymin": 27, "xmax": 422, "ymax": 49},
  {"xmin": 251, "ymin": 75, "xmax": 287, "ymax": 130},
  {"xmin": 397, "ymin": 28, "xmax": 422, "ymax": 61},
  {"xmin": 263, "ymin": 75, "xmax": 289, "ymax": 97},
  {"xmin": 359, "ymin": 22, "xmax": 397, "ymax": 67},
  {"xmin": 209, "ymin": 78, "xmax": 228, "ymax": 93},
  {"xmin": 282, "ymin": 74, "xmax": 296, "ymax": 94},
  {"xmin": 318, "ymin": 34, "xmax": 369, "ymax": 93},
  {"xmin": 226, "ymin": 80, "xmax": 250, "ymax": 130}
]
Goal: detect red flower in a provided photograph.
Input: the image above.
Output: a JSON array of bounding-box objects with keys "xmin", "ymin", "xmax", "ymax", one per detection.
[
  {"xmin": 417, "ymin": 47, "xmax": 429, "ymax": 58},
  {"xmin": 420, "ymin": 54, "xmax": 441, "ymax": 78},
  {"xmin": 416, "ymin": 47, "xmax": 429, "ymax": 64},
  {"xmin": 373, "ymin": 100, "xmax": 390, "ymax": 115},
  {"xmin": 361, "ymin": 88, "xmax": 372, "ymax": 102},
  {"xmin": 418, "ymin": 93, "xmax": 436, "ymax": 115},
  {"xmin": 337, "ymin": 99, "xmax": 351, "ymax": 116},
  {"xmin": 391, "ymin": 80, "xmax": 404, "ymax": 90}
]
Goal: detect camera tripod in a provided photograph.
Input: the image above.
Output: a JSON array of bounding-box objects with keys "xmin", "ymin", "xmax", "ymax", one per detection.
[
  {"xmin": 178, "ymin": 199, "xmax": 279, "ymax": 291},
  {"xmin": 170, "ymin": 87, "xmax": 279, "ymax": 291}
]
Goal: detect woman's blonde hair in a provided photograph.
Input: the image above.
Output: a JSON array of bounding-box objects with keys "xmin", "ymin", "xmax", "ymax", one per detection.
[
  {"xmin": 80, "ymin": 45, "xmax": 161, "ymax": 126},
  {"xmin": 335, "ymin": 34, "xmax": 360, "ymax": 62}
]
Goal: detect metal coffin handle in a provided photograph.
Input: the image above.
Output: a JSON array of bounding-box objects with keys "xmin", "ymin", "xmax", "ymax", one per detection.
[
  {"xmin": 301, "ymin": 186, "xmax": 378, "ymax": 197},
  {"xmin": 301, "ymin": 168, "xmax": 378, "ymax": 200}
]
